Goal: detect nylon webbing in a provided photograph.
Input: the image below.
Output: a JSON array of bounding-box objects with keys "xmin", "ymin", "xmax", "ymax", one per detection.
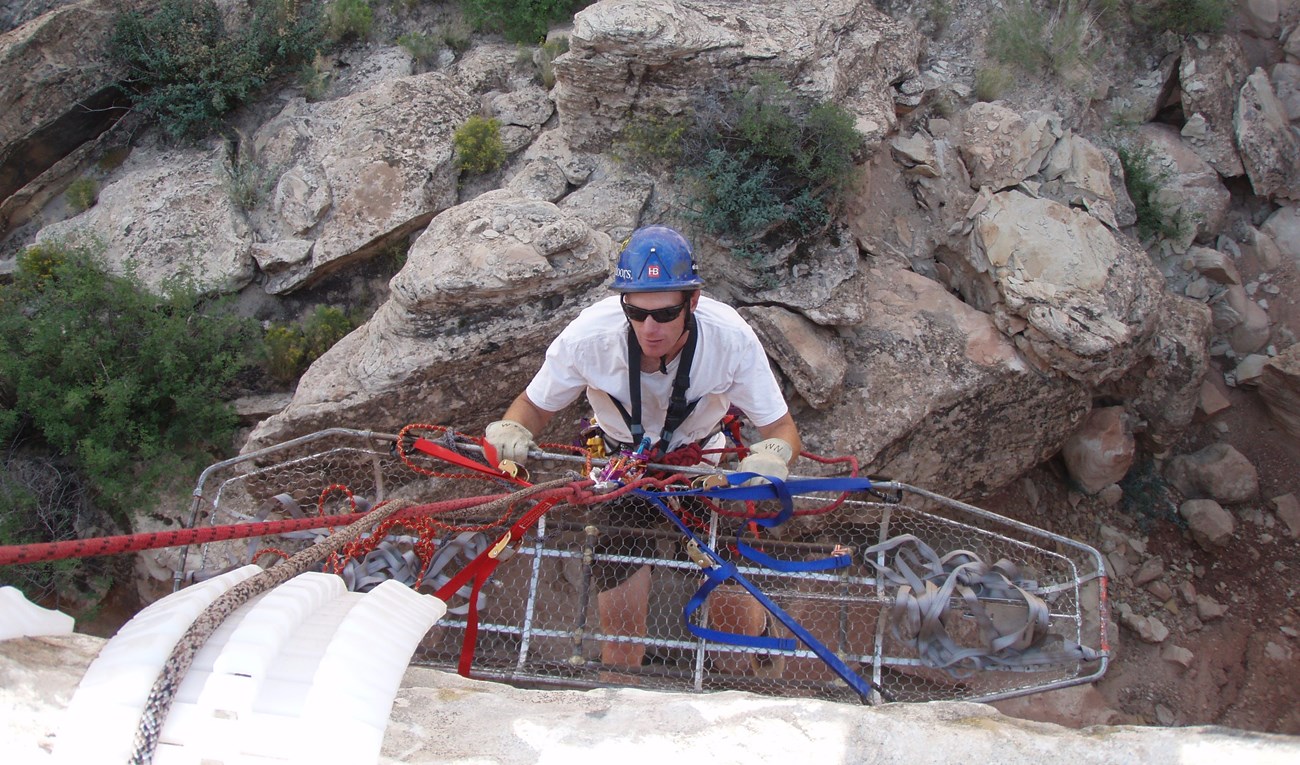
[{"xmin": 615, "ymin": 321, "xmax": 700, "ymax": 454}]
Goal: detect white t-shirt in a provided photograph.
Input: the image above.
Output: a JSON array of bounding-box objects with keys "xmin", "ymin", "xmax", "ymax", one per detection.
[{"xmin": 525, "ymin": 295, "xmax": 788, "ymax": 451}]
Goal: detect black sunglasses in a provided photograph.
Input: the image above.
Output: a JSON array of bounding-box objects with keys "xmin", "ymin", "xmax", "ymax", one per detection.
[{"xmin": 622, "ymin": 298, "xmax": 689, "ymax": 324}]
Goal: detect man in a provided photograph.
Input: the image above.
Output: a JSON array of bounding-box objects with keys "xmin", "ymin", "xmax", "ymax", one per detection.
[{"xmin": 484, "ymin": 225, "xmax": 801, "ymax": 670}]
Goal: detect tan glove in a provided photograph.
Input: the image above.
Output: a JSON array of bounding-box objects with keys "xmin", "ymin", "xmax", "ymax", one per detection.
[
  {"xmin": 737, "ymin": 438, "xmax": 793, "ymax": 485},
  {"xmin": 485, "ymin": 420, "xmax": 536, "ymax": 466}
]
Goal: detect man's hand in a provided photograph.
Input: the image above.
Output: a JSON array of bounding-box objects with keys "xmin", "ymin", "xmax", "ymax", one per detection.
[
  {"xmin": 485, "ymin": 420, "xmax": 536, "ymax": 466},
  {"xmin": 738, "ymin": 437, "xmax": 794, "ymax": 485}
]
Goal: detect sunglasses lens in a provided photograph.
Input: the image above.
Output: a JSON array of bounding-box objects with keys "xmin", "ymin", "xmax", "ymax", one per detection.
[{"xmin": 623, "ymin": 300, "xmax": 687, "ymax": 323}]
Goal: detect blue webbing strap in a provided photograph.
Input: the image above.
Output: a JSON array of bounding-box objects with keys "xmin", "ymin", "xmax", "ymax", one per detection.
[{"xmin": 635, "ymin": 483, "xmax": 890, "ymax": 702}]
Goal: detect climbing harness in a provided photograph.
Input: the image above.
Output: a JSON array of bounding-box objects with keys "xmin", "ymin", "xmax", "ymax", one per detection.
[{"xmin": 609, "ymin": 320, "xmax": 701, "ymax": 457}]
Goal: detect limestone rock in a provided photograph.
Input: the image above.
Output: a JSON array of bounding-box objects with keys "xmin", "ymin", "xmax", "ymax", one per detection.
[
  {"xmin": 1261, "ymin": 205, "xmax": 1300, "ymax": 264},
  {"xmin": 1166, "ymin": 442, "xmax": 1260, "ymax": 503},
  {"xmin": 1259, "ymin": 343, "xmax": 1300, "ymax": 438},
  {"xmin": 740, "ymin": 306, "xmax": 847, "ymax": 409},
  {"xmin": 1236, "ymin": 68, "xmax": 1300, "ymax": 201},
  {"xmin": 1101, "ymin": 294, "xmax": 1210, "ymax": 450},
  {"xmin": 961, "ymin": 189, "xmax": 1165, "ymax": 386},
  {"xmin": 1134, "ymin": 124, "xmax": 1231, "ymax": 249},
  {"xmin": 1272, "ymin": 62, "xmax": 1300, "ymax": 122},
  {"xmin": 1223, "ymin": 285, "xmax": 1272, "ymax": 355},
  {"xmin": 1196, "ymin": 594, "xmax": 1229, "ymax": 620},
  {"xmin": 1178, "ymin": 35, "xmax": 1248, "ymax": 177},
  {"xmin": 795, "ymin": 265, "xmax": 1090, "ymax": 499},
  {"xmin": 507, "ymin": 159, "xmax": 570, "ymax": 202},
  {"xmin": 249, "ymin": 72, "xmax": 477, "ymax": 293},
  {"xmin": 1061, "ymin": 406, "xmax": 1135, "ymax": 495},
  {"xmin": 1179, "ymin": 498, "xmax": 1237, "ymax": 549},
  {"xmin": 1133, "ymin": 556, "xmax": 1164, "ymax": 587},
  {"xmin": 1162, "ymin": 644, "xmax": 1194, "ymax": 668},
  {"xmin": 1118, "ymin": 602, "xmax": 1170, "ymax": 644},
  {"xmin": 1188, "ymin": 245, "xmax": 1241, "ymax": 285},
  {"xmin": 959, "ymin": 103, "xmax": 1061, "ymax": 190},
  {"xmin": 0, "ymin": 0, "xmax": 125, "ymax": 201},
  {"xmin": 552, "ymin": 0, "xmax": 920, "ymax": 152},
  {"xmin": 1198, "ymin": 378, "xmax": 1231, "ymax": 416},
  {"xmin": 1037, "ymin": 132, "xmax": 1126, "ymax": 228},
  {"xmin": 746, "ymin": 235, "xmax": 861, "ymax": 319},
  {"xmin": 34, "ymin": 143, "xmax": 256, "ymax": 294},
  {"xmin": 244, "ymin": 190, "xmax": 613, "ymax": 450},
  {"xmin": 1272, "ymin": 493, "xmax": 1300, "ymax": 538},
  {"xmin": 555, "ymin": 173, "xmax": 654, "ymax": 244}
]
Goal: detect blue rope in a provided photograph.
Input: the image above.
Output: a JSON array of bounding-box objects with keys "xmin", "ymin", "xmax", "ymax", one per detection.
[{"xmin": 633, "ymin": 478, "xmax": 892, "ymax": 702}]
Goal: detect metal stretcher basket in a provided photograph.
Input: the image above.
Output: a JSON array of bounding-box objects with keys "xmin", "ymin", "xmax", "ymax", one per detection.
[{"xmin": 178, "ymin": 428, "xmax": 1110, "ymax": 705}]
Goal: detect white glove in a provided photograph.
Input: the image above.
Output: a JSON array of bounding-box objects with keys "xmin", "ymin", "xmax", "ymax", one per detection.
[
  {"xmin": 485, "ymin": 420, "xmax": 536, "ymax": 466},
  {"xmin": 737, "ymin": 438, "xmax": 793, "ymax": 485}
]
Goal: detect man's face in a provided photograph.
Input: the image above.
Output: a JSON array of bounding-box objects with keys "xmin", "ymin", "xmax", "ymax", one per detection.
[{"xmin": 622, "ymin": 290, "xmax": 699, "ymax": 358}]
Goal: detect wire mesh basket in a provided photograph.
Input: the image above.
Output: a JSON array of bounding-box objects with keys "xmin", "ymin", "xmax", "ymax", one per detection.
[{"xmin": 180, "ymin": 428, "xmax": 1109, "ymax": 705}]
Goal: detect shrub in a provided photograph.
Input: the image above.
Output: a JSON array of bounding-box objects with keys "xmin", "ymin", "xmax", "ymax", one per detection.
[
  {"xmin": 986, "ymin": 0, "xmax": 1097, "ymax": 80},
  {"xmin": 462, "ymin": 0, "xmax": 590, "ymax": 45},
  {"xmin": 1118, "ymin": 144, "xmax": 1184, "ymax": 241},
  {"xmin": 537, "ymin": 36, "xmax": 569, "ymax": 89},
  {"xmin": 300, "ymin": 53, "xmax": 333, "ymax": 101},
  {"xmin": 1131, "ymin": 0, "xmax": 1230, "ymax": 34},
  {"xmin": 223, "ymin": 142, "xmax": 275, "ymax": 211},
  {"xmin": 441, "ymin": 16, "xmax": 474, "ymax": 54},
  {"xmin": 0, "ymin": 458, "xmax": 91, "ymax": 602},
  {"xmin": 614, "ymin": 114, "xmax": 691, "ymax": 168},
  {"xmin": 261, "ymin": 305, "xmax": 356, "ymax": 385},
  {"xmin": 974, "ymin": 65, "xmax": 1014, "ymax": 101},
  {"xmin": 677, "ymin": 77, "xmax": 862, "ymax": 258},
  {"xmin": 0, "ymin": 242, "xmax": 257, "ymax": 517},
  {"xmin": 65, "ymin": 178, "xmax": 99, "ymax": 213},
  {"xmin": 397, "ymin": 31, "xmax": 441, "ymax": 66},
  {"xmin": 453, "ymin": 115, "xmax": 507, "ymax": 175},
  {"xmin": 109, "ymin": 0, "xmax": 323, "ymax": 139},
  {"xmin": 326, "ymin": 0, "xmax": 374, "ymax": 42}
]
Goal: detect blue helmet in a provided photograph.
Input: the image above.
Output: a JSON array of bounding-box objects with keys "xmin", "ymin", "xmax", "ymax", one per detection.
[{"xmin": 610, "ymin": 226, "xmax": 704, "ymax": 292}]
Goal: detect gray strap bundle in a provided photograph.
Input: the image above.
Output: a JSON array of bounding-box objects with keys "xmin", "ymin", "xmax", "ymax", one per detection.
[
  {"xmin": 860, "ymin": 534, "xmax": 1099, "ymax": 677},
  {"xmin": 418, "ymin": 531, "xmax": 492, "ymax": 615}
]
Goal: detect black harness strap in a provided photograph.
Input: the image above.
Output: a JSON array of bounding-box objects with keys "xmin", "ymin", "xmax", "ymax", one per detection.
[{"xmin": 612, "ymin": 321, "xmax": 700, "ymax": 455}]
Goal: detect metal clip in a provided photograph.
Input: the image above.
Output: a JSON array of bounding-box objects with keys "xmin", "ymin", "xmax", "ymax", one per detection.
[
  {"xmin": 692, "ymin": 473, "xmax": 730, "ymax": 490},
  {"xmin": 488, "ymin": 531, "xmax": 513, "ymax": 559},
  {"xmin": 685, "ymin": 539, "xmax": 714, "ymax": 569}
]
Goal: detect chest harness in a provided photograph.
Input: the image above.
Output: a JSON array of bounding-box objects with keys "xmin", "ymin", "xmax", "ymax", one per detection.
[{"xmin": 607, "ymin": 318, "xmax": 701, "ymax": 457}]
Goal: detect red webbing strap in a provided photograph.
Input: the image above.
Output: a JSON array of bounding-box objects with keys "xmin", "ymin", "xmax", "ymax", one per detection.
[
  {"xmin": 434, "ymin": 495, "xmax": 563, "ymax": 677},
  {"xmin": 411, "ymin": 437, "xmax": 532, "ymax": 487}
]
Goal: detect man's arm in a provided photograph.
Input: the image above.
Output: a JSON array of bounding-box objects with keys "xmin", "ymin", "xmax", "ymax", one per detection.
[
  {"xmin": 755, "ymin": 412, "xmax": 801, "ymax": 466},
  {"xmin": 501, "ymin": 392, "xmax": 556, "ymax": 435}
]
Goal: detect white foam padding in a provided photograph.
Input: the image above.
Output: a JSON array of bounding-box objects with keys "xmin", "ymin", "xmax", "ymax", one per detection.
[
  {"xmin": 56, "ymin": 566, "xmax": 446, "ymax": 764},
  {"xmin": 0, "ymin": 584, "xmax": 75, "ymax": 640}
]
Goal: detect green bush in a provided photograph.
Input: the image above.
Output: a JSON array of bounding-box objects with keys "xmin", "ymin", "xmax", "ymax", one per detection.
[
  {"xmin": 677, "ymin": 77, "xmax": 862, "ymax": 257},
  {"xmin": 614, "ymin": 114, "xmax": 691, "ymax": 167},
  {"xmin": 0, "ymin": 242, "xmax": 257, "ymax": 517},
  {"xmin": 65, "ymin": 178, "xmax": 99, "ymax": 213},
  {"xmin": 974, "ymin": 66, "xmax": 1014, "ymax": 101},
  {"xmin": 462, "ymin": 0, "xmax": 589, "ymax": 44},
  {"xmin": 327, "ymin": 0, "xmax": 374, "ymax": 42},
  {"xmin": 986, "ymin": 0, "xmax": 1097, "ymax": 80},
  {"xmin": 536, "ymin": 36, "xmax": 569, "ymax": 89},
  {"xmin": 109, "ymin": 0, "xmax": 323, "ymax": 139},
  {"xmin": 1131, "ymin": 0, "xmax": 1230, "ymax": 34},
  {"xmin": 453, "ymin": 115, "xmax": 507, "ymax": 175},
  {"xmin": 1118, "ymin": 144, "xmax": 1184, "ymax": 241},
  {"xmin": 397, "ymin": 31, "xmax": 441, "ymax": 66},
  {"xmin": 261, "ymin": 306, "xmax": 356, "ymax": 385}
]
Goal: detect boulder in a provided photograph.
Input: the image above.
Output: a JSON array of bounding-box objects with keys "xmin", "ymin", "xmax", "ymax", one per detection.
[
  {"xmin": 1179, "ymin": 498, "xmax": 1236, "ymax": 549},
  {"xmin": 1134, "ymin": 124, "xmax": 1231, "ymax": 249},
  {"xmin": 1037, "ymin": 131, "xmax": 1127, "ymax": 228},
  {"xmin": 1100, "ymin": 294, "xmax": 1211, "ymax": 450},
  {"xmin": 248, "ymin": 72, "xmax": 477, "ymax": 293},
  {"xmin": 551, "ymin": 0, "xmax": 920, "ymax": 152},
  {"xmin": 1178, "ymin": 35, "xmax": 1248, "ymax": 177},
  {"xmin": 1259, "ymin": 343, "xmax": 1300, "ymax": 438},
  {"xmin": 956, "ymin": 189, "xmax": 1165, "ymax": 386},
  {"xmin": 1061, "ymin": 406, "xmax": 1135, "ymax": 495},
  {"xmin": 1221, "ymin": 285, "xmax": 1272, "ymax": 354},
  {"xmin": 1165, "ymin": 443, "xmax": 1260, "ymax": 504},
  {"xmin": 0, "ymin": 0, "xmax": 129, "ymax": 206},
  {"xmin": 1261, "ymin": 204, "xmax": 1300, "ymax": 264},
  {"xmin": 1187, "ymin": 245, "xmax": 1241, "ymax": 285},
  {"xmin": 958, "ymin": 103, "xmax": 1061, "ymax": 191},
  {"xmin": 555, "ymin": 173, "xmax": 654, "ymax": 244},
  {"xmin": 740, "ymin": 306, "xmax": 847, "ymax": 409},
  {"xmin": 1272, "ymin": 493, "xmax": 1300, "ymax": 538},
  {"xmin": 34, "ymin": 143, "xmax": 256, "ymax": 294},
  {"xmin": 243, "ymin": 189, "xmax": 614, "ymax": 450},
  {"xmin": 794, "ymin": 265, "xmax": 1090, "ymax": 499},
  {"xmin": 1272, "ymin": 62, "xmax": 1300, "ymax": 122},
  {"xmin": 1236, "ymin": 67, "xmax": 1300, "ymax": 201}
]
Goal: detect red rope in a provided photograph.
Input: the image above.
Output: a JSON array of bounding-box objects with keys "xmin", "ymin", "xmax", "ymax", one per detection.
[{"xmin": 0, "ymin": 492, "xmax": 517, "ymax": 567}]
